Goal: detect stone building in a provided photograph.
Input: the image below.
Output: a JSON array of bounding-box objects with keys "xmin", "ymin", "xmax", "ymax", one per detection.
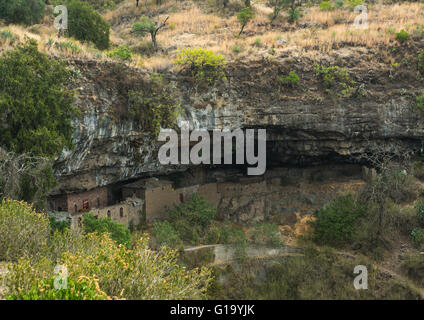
[
  {"xmin": 48, "ymin": 186, "xmax": 109, "ymax": 213},
  {"xmin": 121, "ymin": 178, "xmax": 220, "ymax": 221}
]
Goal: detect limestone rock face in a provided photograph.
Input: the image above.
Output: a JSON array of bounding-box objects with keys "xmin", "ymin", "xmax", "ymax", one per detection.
[{"xmin": 53, "ymin": 51, "xmax": 424, "ymax": 193}]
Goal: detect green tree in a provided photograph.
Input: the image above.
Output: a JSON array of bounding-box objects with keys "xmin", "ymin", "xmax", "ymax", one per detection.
[
  {"xmin": 66, "ymin": 0, "xmax": 110, "ymax": 50},
  {"xmin": 174, "ymin": 48, "xmax": 226, "ymax": 86},
  {"xmin": 0, "ymin": 0, "xmax": 45, "ymax": 26},
  {"xmin": 166, "ymin": 194, "xmax": 217, "ymax": 245},
  {"xmin": 82, "ymin": 213, "xmax": 131, "ymax": 246},
  {"xmin": 0, "ymin": 39, "xmax": 77, "ymax": 158},
  {"xmin": 132, "ymin": 15, "xmax": 169, "ymax": 49},
  {"xmin": 237, "ymin": 7, "xmax": 254, "ymax": 36}
]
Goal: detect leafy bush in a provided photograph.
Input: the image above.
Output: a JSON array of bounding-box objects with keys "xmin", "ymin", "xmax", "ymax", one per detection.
[
  {"xmin": 0, "ymin": 29, "xmax": 17, "ymax": 44},
  {"xmin": 174, "ymin": 48, "xmax": 226, "ymax": 86},
  {"xmin": 0, "ymin": 199, "xmax": 50, "ymax": 262},
  {"xmin": 288, "ymin": 7, "xmax": 300, "ymax": 23},
  {"xmin": 232, "ymin": 44, "xmax": 242, "ymax": 54},
  {"xmin": 319, "ymin": 1, "xmax": 334, "ymax": 11},
  {"xmin": 3, "ymin": 233, "xmax": 213, "ymax": 300},
  {"xmin": 346, "ymin": 0, "xmax": 363, "ymax": 10},
  {"xmin": 82, "ymin": 213, "xmax": 131, "ymax": 246},
  {"xmin": 0, "ymin": 0, "xmax": 45, "ymax": 25},
  {"xmin": 311, "ymin": 194, "xmax": 366, "ymax": 247},
  {"xmin": 128, "ymin": 73, "xmax": 180, "ymax": 136},
  {"xmin": 55, "ymin": 40, "xmax": 82, "ymax": 54},
  {"xmin": 152, "ymin": 221, "xmax": 183, "ymax": 248},
  {"xmin": 206, "ymin": 223, "xmax": 247, "ymax": 245},
  {"xmin": 7, "ymin": 276, "xmax": 107, "ymax": 300},
  {"xmin": 415, "ymin": 200, "xmax": 424, "ymax": 226},
  {"xmin": 49, "ymin": 216, "xmax": 70, "ymax": 234},
  {"xmin": 278, "ymin": 71, "xmax": 300, "ymax": 87},
  {"xmin": 53, "ymin": 0, "xmax": 125, "ymax": 11},
  {"xmin": 413, "ymin": 160, "xmax": 424, "ymax": 179},
  {"xmin": 66, "ymin": 0, "xmax": 110, "ymax": 50},
  {"xmin": 411, "ymin": 228, "xmax": 424, "ymax": 248},
  {"xmin": 168, "ymin": 194, "xmax": 217, "ymax": 245},
  {"xmin": 314, "ymin": 64, "xmax": 355, "ymax": 97},
  {"xmin": 107, "ymin": 45, "xmax": 132, "ymax": 61},
  {"xmin": 396, "ymin": 29, "xmax": 410, "ymax": 44},
  {"xmin": 249, "ymin": 223, "xmax": 282, "ymax": 246},
  {"xmin": 335, "ymin": 0, "xmax": 344, "ymax": 8},
  {"xmin": 0, "ymin": 39, "xmax": 77, "ymax": 158}
]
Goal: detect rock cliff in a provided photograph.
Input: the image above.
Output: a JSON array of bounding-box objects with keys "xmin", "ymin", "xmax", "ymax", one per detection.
[{"xmin": 52, "ymin": 44, "xmax": 424, "ymax": 193}]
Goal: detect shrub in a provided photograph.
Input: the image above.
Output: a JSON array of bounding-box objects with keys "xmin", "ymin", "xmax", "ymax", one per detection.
[
  {"xmin": 278, "ymin": 71, "xmax": 300, "ymax": 87},
  {"xmin": 107, "ymin": 45, "xmax": 132, "ymax": 61},
  {"xmin": 288, "ymin": 7, "xmax": 300, "ymax": 23},
  {"xmin": 168, "ymin": 194, "xmax": 217, "ymax": 245},
  {"xmin": 335, "ymin": 0, "xmax": 344, "ymax": 8},
  {"xmin": 53, "ymin": 0, "xmax": 125, "ymax": 11},
  {"xmin": 311, "ymin": 194, "xmax": 366, "ymax": 247},
  {"xmin": 417, "ymin": 90, "xmax": 424, "ymax": 111},
  {"xmin": 0, "ymin": 0, "xmax": 45, "ymax": 25},
  {"xmin": 4, "ymin": 234, "xmax": 213, "ymax": 300},
  {"xmin": 0, "ymin": 29, "xmax": 17, "ymax": 44},
  {"xmin": 237, "ymin": 7, "xmax": 255, "ymax": 36},
  {"xmin": 66, "ymin": 0, "xmax": 110, "ymax": 50},
  {"xmin": 319, "ymin": 1, "xmax": 334, "ymax": 11},
  {"xmin": 0, "ymin": 39, "xmax": 77, "ymax": 158},
  {"xmin": 415, "ymin": 200, "xmax": 424, "ymax": 226},
  {"xmin": 0, "ymin": 199, "xmax": 50, "ymax": 261},
  {"xmin": 207, "ymin": 223, "xmax": 247, "ymax": 245},
  {"xmin": 249, "ymin": 223, "xmax": 282, "ymax": 246},
  {"xmin": 410, "ymin": 228, "xmax": 424, "ymax": 248},
  {"xmin": 413, "ymin": 160, "xmax": 424, "ymax": 179},
  {"xmin": 314, "ymin": 64, "xmax": 355, "ymax": 97},
  {"xmin": 396, "ymin": 29, "xmax": 410, "ymax": 44},
  {"xmin": 7, "ymin": 276, "xmax": 108, "ymax": 300},
  {"xmin": 82, "ymin": 213, "xmax": 131, "ymax": 246},
  {"xmin": 152, "ymin": 221, "xmax": 183, "ymax": 248},
  {"xmin": 55, "ymin": 40, "xmax": 82, "ymax": 54},
  {"xmin": 49, "ymin": 216, "xmax": 70, "ymax": 234},
  {"xmin": 232, "ymin": 44, "xmax": 242, "ymax": 54},
  {"xmin": 254, "ymin": 37, "xmax": 262, "ymax": 47},
  {"xmin": 174, "ymin": 48, "xmax": 226, "ymax": 86},
  {"xmin": 346, "ymin": 0, "xmax": 363, "ymax": 10}
]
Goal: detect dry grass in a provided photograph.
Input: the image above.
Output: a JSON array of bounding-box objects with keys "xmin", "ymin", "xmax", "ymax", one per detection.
[{"xmin": 1, "ymin": 0, "xmax": 423, "ymax": 67}]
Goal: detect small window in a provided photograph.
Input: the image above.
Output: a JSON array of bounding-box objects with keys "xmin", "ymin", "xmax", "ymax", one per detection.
[
  {"xmin": 74, "ymin": 204, "xmax": 77, "ymax": 213},
  {"xmin": 120, "ymin": 207, "xmax": 124, "ymax": 218},
  {"xmin": 83, "ymin": 199, "xmax": 89, "ymax": 210},
  {"xmin": 107, "ymin": 210, "xmax": 111, "ymax": 218},
  {"xmin": 179, "ymin": 194, "xmax": 184, "ymax": 203}
]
